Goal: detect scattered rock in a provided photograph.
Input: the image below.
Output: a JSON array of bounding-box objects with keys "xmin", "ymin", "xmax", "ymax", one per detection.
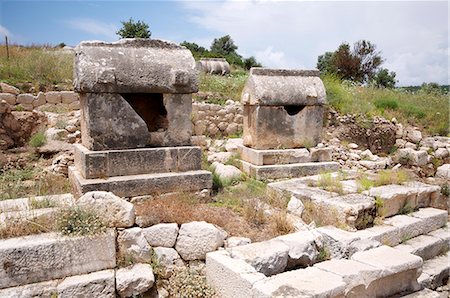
[
  {"xmin": 224, "ymin": 237, "xmax": 252, "ymax": 248},
  {"xmin": 406, "ymin": 127, "xmax": 422, "ymax": 144},
  {"xmin": 0, "ymin": 82, "xmax": 20, "ymax": 95},
  {"xmin": 77, "ymin": 191, "xmax": 135, "ymax": 228},
  {"xmin": 212, "ymin": 162, "xmax": 242, "ymax": 181},
  {"xmin": 143, "ymin": 223, "xmax": 179, "ymax": 248},
  {"xmin": 175, "ymin": 221, "xmax": 227, "ymax": 260},
  {"xmin": 116, "ymin": 264, "xmax": 154, "ymax": 298},
  {"xmin": 207, "ymin": 152, "xmax": 233, "ymax": 164},
  {"xmin": 46, "ymin": 152, "xmax": 73, "ymax": 176},
  {"xmin": 436, "ymin": 164, "xmax": 450, "ymax": 179},
  {"xmin": 117, "ymin": 228, "xmax": 152, "ymax": 263}
]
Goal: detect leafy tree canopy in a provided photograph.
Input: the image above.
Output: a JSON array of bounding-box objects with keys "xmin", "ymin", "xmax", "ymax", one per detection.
[{"xmin": 116, "ymin": 18, "xmax": 151, "ymax": 39}]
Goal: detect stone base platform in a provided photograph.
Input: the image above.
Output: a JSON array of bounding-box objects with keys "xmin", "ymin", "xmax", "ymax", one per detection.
[
  {"xmin": 69, "ymin": 167, "xmax": 212, "ymax": 198},
  {"xmin": 240, "ymin": 160, "xmax": 339, "ymax": 180}
]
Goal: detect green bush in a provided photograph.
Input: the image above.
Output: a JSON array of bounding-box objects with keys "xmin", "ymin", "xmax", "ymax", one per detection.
[{"xmin": 29, "ymin": 130, "xmax": 47, "ymax": 148}]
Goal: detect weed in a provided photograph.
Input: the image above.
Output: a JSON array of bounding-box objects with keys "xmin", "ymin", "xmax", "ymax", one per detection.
[
  {"xmin": 55, "ymin": 119, "xmax": 68, "ymax": 129},
  {"xmin": 34, "ymin": 172, "xmax": 71, "ymax": 197},
  {"xmin": 29, "ymin": 197, "xmax": 57, "ymax": 209},
  {"xmin": 317, "ymin": 173, "xmax": 344, "ymax": 194},
  {"xmin": 441, "ymin": 184, "xmax": 450, "ymax": 197},
  {"xmin": 374, "ymin": 169, "xmax": 409, "ymax": 186},
  {"xmin": 270, "ymin": 211, "xmax": 294, "ymax": 236},
  {"xmin": 399, "ymin": 202, "xmax": 414, "ymax": 215},
  {"xmin": 374, "ymin": 98, "xmax": 399, "ymax": 110},
  {"xmin": 56, "ymin": 206, "xmax": 106, "ymax": 236},
  {"xmin": 227, "ymin": 130, "xmax": 243, "ymax": 139},
  {"xmin": 356, "ymin": 174, "xmax": 374, "ymax": 192},
  {"xmin": 225, "ymin": 153, "xmax": 241, "ymax": 169},
  {"xmin": 0, "ymin": 167, "xmax": 36, "ymax": 200},
  {"xmin": 0, "ymin": 215, "xmax": 54, "ymax": 239},
  {"xmin": 243, "ymin": 198, "xmax": 266, "ymax": 226},
  {"xmin": 317, "ymin": 247, "xmax": 330, "ymax": 262},
  {"xmin": 117, "ymin": 252, "xmax": 138, "ymax": 268},
  {"xmin": 29, "ymin": 130, "xmax": 47, "ymax": 148},
  {"xmin": 197, "ymin": 71, "xmax": 248, "ymax": 103},
  {"xmin": 374, "ymin": 197, "xmax": 385, "ymax": 218},
  {"xmin": 167, "ymin": 267, "xmax": 216, "ymax": 298},
  {"xmin": 15, "ymin": 105, "xmax": 25, "ymax": 111},
  {"xmin": 400, "ymin": 234, "xmax": 413, "ymax": 243}
]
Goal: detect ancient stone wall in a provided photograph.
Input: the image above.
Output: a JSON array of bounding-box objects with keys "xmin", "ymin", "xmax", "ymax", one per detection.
[
  {"xmin": 0, "ymin": 91, "xmax": 80, "ymax": 111},
  {"xmin": 191, "ymin": 102, "xmax": 243, "ymax": 137}
]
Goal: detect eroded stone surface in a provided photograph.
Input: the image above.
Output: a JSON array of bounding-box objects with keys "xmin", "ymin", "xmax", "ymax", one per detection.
[
  {"xmin": 116, "ymin": 263, "xmax": 155, "ymax": 298},
  {"xmin": 143, "ymin": 223, "xmax": 179, "ymax": 248},
  {"xmin": 57, "ymin": 269, "xmax": 115, "ymax": 298}
]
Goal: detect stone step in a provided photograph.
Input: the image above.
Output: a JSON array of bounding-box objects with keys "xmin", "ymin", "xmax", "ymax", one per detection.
[
  {"xmin": 74, "ymin": 144, "xmax": 202, "ymax": 179},
  {"xmin": 69, "ymin": 166, "xmax": 212, "ymax": 198},
  {"xmin": 0, "ymin": 269, "xmax": 115, "ymax": 298},
  {"xmin": 418, "ymin": 252, "xmax": 450, "ymax": 290},
  {"xmin": 394, "ymin": 226, "xmax": 449, "ymax": 261},
  {"xmin": 240, "ymin": 160, "xmax": 339, "ymax": 180},
  {"xmin": 0, "ymin": 230, "xmax": 116, "ymax": 289},
  {"xmin": 355, "ymin": 208, "xmax": 447, "ymax": 247}
]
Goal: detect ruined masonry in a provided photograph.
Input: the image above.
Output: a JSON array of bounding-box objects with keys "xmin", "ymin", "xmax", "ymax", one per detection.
[
  {"xmin": 69, "ymin": 39, "xmax": 212, "ymax": 197},
  {"xmin": 238, "ymin": 68, "xmax": 339, "ymax": 179}
]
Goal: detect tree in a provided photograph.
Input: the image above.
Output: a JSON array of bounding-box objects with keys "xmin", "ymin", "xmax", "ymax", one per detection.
[
  {"xmin": 316, "ymin": 40, "xmax": 385, "ymax": 84},
  {"xmin": 420, "ymin": 82, "xmax": 443, "ymax": 94},
  {"xmin": 210, "ymin": 35, "xmax": 238, "ymax": 56},
  {"xmin": 116, "ymin": 18, "xmax": 151, "ymax": 38},
  {"xmin": 373, "ymin": 68, "xmax": 396, "ymax": 88},
  {"xmin": 244, "ymin": 56, "xmax": 262, "ymax": 70}
]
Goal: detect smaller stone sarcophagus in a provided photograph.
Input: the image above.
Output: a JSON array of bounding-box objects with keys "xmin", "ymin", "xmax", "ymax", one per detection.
[
  {"xmin": 69, "ymin": 39, "xmax": 212, "ymax": 197},
  {"xmin": 196, "ymin": 58, "xmax": 230, "ymax": 75},
  {"xmin": 241, "ymin": 68, "xmax": 326, "ymax": 150}
]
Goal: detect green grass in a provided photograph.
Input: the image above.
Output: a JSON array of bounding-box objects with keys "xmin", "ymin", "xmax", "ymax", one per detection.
[
  {"xmin": 196, "ymin": 71, "xmax": 248, "ymax": 104},
  {"xmin": 323, "ymin": 74, "xmax": 449, "ymax": 136},
  {"xmin": 29, "ymin": 130, "xmax": 47, "ymax": 148},
  {"xmin": 0, "ymin": 45, "xmax": 73, "ymax": 91}
]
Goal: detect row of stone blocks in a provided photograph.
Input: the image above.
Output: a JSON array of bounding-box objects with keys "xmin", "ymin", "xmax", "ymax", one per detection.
[
  {"xmin": 69, "ymin": 144, "xmax": 212, "ymax": 197},
  {"xmin": 267, "ymin": 172, "xmax": 445, "ymax": 231},
  {"xmin": 0, "ymin": 91, "xmax": 80, "ymax": 111},
  {"xmin": 206, "ymin": 207, "xmax": 448, "ymax": 298}
]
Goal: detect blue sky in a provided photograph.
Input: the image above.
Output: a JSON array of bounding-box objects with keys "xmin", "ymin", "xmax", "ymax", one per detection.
[{"xmin": 1, "ymin": 0, "xmax": 448, "ymax": 86}]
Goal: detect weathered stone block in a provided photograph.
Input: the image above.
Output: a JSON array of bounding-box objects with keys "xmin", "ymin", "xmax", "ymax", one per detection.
[
  {"xmin": 228, "ymin": 239, "xmax": 289, "ymax": 276},
  {"xmin": 60, "ymin": 91, "xmax": 79, "ymax": 104},
  {"xmin": 275, "ymin": 230, "xmax": 321, "ymax": 269},
  {"xmin": 252, "ymin": 266, "xmax": 346, "ymax": 298},
  {"xmin": 69, "ymin": 166, "xmax": 212, "ymax": 198},
  {"xmin": 242, "ymin": 105, "xmax": 324, "ymax": 149},
  {"xmin": 57, "ymin": 269, "xmax": 115, "ymax": 298},
  {"xmin": 74, "ymin": 144, "xmax": 201, "ymax": 178},
  {"xmin": 364, "ymin": 184, "xmax": 417, "ymax": 218},
  {"xmin": 241, "ymin": 68, "xmax": 325, "ymax": 106},
  {"xmin": 45, "ymin": 91, "xmax": 62, "ymax": 104},
  {"xmin": 395, "ymin": 234, "xmax": 447, "ymax": 261},
  {"xmin": 0, "ymin": 93, "xmax": 16, "ymax": 105},
  {"xmin": 238, "ymin": 143, "xmax": 311, "ymax": 165},
  {"xmin": 17, "ymin": 94, "xmax": 35, "ymax": 105},
  {"xmin": 143, "ymin": 223, "xmax": 179, "ymax": 248},
  {"xmin": 74, "ymin": 39, "xmax": 198, "ymax": 93},
  {"xmin": 0, "ymin": 280, "xmax": 58, "ymax": 298},
  {"xmin": 80, "ymin": 93, "xmax": 192, "ymax": 150},
  {"xmin": 116, "ymin": 263, "xmax": 155, "ymax": 298},
  {"xmin": 0, "ymin": 230, "xmax": 116, "ymax": 289}
]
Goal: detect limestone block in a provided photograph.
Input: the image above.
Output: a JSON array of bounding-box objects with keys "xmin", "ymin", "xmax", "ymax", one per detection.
[
  {"xmin": 228, "ymin": 239, "xmax": 289, "ymax": 276},
  {"xmin": 117, "ymin": 227, "xmax": 152, "ymax": 263},
  {"xmin": 57, "ymin": 269, "xmax": 115, "ymax": 298},
  {"xmin": 80, "ymin": 93, "xmax": 148, "ymax": 150},
  {"xmin": 69, "ymin": 167, "xmax": 212, "ymax": 198},
  {"xmin": 310, "ymin": 147, "xmax": 333, "ymax": 162},
  {"xmin": 224, "ymin": 237, "xmax": 251, "ymax": 248},
  {"xmin": 0, "ymin": 193, "xmax": 74, "ymax": 213},
  {"xmin": 314, "ymin": 259, "xmax": 383, "ymax": 297},
  {"xmin": 428, "ymin": 226, "xmax": 450, "ymax": 248},
  {"xmin": 286, "ymin": 196, "xmax": 305, "ymax": 217},
  {"xmin": 74, "ymin": 39, "xmax": 198, "ymax": 93},
  {"xmin": 404, "ymin": 182, "xmax": 441, "ymax": 208},
  {"xmin": 225, "ymin": 123, "xmax": 239, "ymax": 135},
  {"xmin": 252, "ymin": 266, "xmax": 346, "ymax": 298},
  {"xmin": 69, "ymin": 100, "xmax": 80, "ymax": 110},
  {"xmin": 175, "ymin": 221, "xmax": 227, "ymax": 261},
  {"xmin": 238, "ymin": 144, "xmax": 310, "ymax": 166},
  {"xmin": 212, "ymin": 162, "xmax": 242, "ymax": 181},
  {"xmin": 45, "ymin": 91, "xmax": 62, "ymax": 104},
  {"xmin": 0, "ymin": 280, "xmax": 58, "ymax": 298},
  {"xmin": 356, "ymin": 224, "xmax": 401, "ymax": 246},
  {"xmin": 436, "ymin": 164, "xmax": 450, "ymax": 179},
  {"xmin": 241, "ymin": 68, "xmax": 326, "ymax": 106},
  {"xmin": 364, "ymin": 184, "xmax": 417, "ymax": 217},
  {"xmin": 275, "ymin": 230, "xmax": 321, "ymax": 269},
  {"xmin": 116, "ymin": 264, "xmax": 155, "ymax": 298},
  {"xmin": 153, "ymin": 247, "xmax": 184, "ymax": 268},
  {"xmin": 402, "ymin": 289, "xmax": 442, "ymax": 298},
  {"xmin": 395, "ymin": 234, "xmax": 447, "ymax": 261},
  {"xmin": 77, "ymin": 191, "xmax": 135, "ymax": 228},
  {"xmin": 316, "ymin": 226, "xmax": 361, "ymax": 259},
  {"xmin": 206, "ymin": 250, "xmax": 267, "ymax": 298},
  {"xmin": 410, "ymin": 150, "xmax": 428, "ymax": 166},
  {"xmin": 60, "ymin": 91, "xmax": 78, "ymax": 104},
  {"xmin": 409, "ymin": 208, "xmax": 448, "ymax": 233},
  {"xmin": 0, "ymin": 82, "xmax": 20, "ymax": 95},
  {"xmin": 46, "ymin": 127, "xmax": 68, "ymax": 141},
  {"xmin": 406, "ymin": 127, "xmax": 422, "ymax": 144},
  {"xmin": 33, "ymin": 91, "xmax": 46, "ymax": 107},
  {"xmin": 418, "ymin": 252, "xmax": 449, "ymax": 290},
  {"xmin": 243, "ymin": 105, "xmax": 324, "ymax": 149},
  {"xmin": 0, "ymin": 93, "xmax": 16, "ymax": 105},
  {"xmin": 196, "ymin": 58, "xmax": 230, "ymax": 75},
  {"xmin": 0, "ymin": 230, "xmax": 116, "ymax": 289},
  {"xmin": 17, "ymin": 94, "xmax": 35, "ymax": 105},
  {"xmin": 207, "ymin": 151, "xmax": 233, "ymax": 164},
  {"xmin": 351, "ymin": 246, "xmax": 422, "ymax": 297},
  {"xmin": 434, "ymin": 148, "xmax": 449, "ymax": 159},
  {"xmin": 143, "ymin": 223, "xmax": 179, "ymax": 247}
]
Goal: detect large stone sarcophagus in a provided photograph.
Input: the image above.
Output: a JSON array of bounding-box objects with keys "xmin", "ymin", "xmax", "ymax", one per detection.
[
  {"xmin": 69, "ymin": 39, "xmax": 212, "ymax": 197},
  {"xmin": 241, "ymin": 68, "xmax": 326, "ymax": 150}
]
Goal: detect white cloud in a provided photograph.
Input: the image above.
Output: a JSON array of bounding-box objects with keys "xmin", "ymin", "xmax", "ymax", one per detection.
[
  {"xmin": 181, "ymin": 1, "xmax": 449, "ymax": 85},
  {"xmin": 255, "ymin": 46, "xmax": 288, "ymax": 68},
  {"xmin": 65, "ymin": 18, "xmax": 118, "ymax": 40},
  {"xmin": 0, "ymin": 25, "xmax": 12, "ymax": 37}
]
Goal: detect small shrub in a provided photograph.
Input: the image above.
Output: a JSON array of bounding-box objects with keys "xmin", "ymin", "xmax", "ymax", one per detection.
[
  {"xmin": 441, "ymin": 184, "xmax": 449, "ymax": 197},
  {"xmin": 56, "ymin": 206, "xmax": 106, "ymax": 236},
  {"xmin": 29, "ymin": 130, "xmax": 47, "ymax": 148},
  {"xmin": 374, "ymin": 169, "xmax": 409, "ymax": 186},
  {"xmin": 29, "ymin": 197, "xmax": 57, "ymax": 209},
  {"xmin": 270, "ymin": 211, "xmax": 294, "ymax": 236},
  {"xmin": 317, "ymin": 247, "xmax": 330, "ymax": 262},
  {"xmin": 55, "ymin": 119, "xmax": 68, "ymax": 129},
  {"xmin": 356, "ymin": 174, "xmax": 374, "ymax": 192},
  {"xmin": 167, "ymin": 267, "xmax": 216, "ymax": 298},
  {"xmin": 399, "ymin": 202, "xmax": 414, "ymax": 215},
  {"xmin": 374, "ymin": 197, "xmax": 385, "ymax": 218}
]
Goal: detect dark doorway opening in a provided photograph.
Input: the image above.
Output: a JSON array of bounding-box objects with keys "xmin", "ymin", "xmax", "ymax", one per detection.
[
  {"xmin": 121, "ymin": 93, "xmax": 168, "ymax": 132},
  {"xmin": 283, "ymin": 105, "xmax": 305, "ymax": 116}
]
